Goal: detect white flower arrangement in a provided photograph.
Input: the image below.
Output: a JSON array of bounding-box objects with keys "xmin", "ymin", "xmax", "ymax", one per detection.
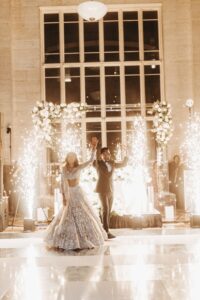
[
  {"xmin": 151, "ymin": 101, "xmax": 173, "ymax": 147},
  {"xmin": 32, "ymin": 101, "xmax": 86, "ymax": 142}
]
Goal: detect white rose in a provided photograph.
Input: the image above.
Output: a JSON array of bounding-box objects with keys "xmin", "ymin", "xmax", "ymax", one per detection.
[
  {"xmin": 73, "ymin": 103, "xmax": 79, "ymax": 108},
  {"xmin": 32, "ymin": 107, "xmax": 38, "ymax": 113},
  {"xmin": 38, "ymin": 102, "xmax": 44, "ymax": 108},
  {"xmin": 36, "ymin": 101, "xmax": 42, "ymax": 106}
]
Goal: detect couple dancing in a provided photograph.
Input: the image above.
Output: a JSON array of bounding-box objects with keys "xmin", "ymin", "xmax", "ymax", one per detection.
[{"xmin": 45, "ymin": 137, "xmax": 127, "ymax": 250}]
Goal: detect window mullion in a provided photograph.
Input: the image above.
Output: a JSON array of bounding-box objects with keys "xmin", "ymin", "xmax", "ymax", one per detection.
[
  {"xmin": 120, "ymin": 64, "xmax": 126, "ymax": 148},
  {"xmin": 158, "ymin": 8, "xmax": 163, "ymax": 61},
  {"xmin": 120, "ymin": 64, "xmax": 126, "ymax": 117},
  {"xmin": 79, "ymin": 16, "xmax": 84, "ymax": 63},
  {"xmin": 80, "ymin": 66, "xmax": 85, "ymax": 105},
  {"xmin": 118, "ymin": 10, "xmax": 124, "ymax": 62},
  {"xmin": 60, "ymin": 65, "xmax": 65, "ymax": 104},
  {"xmin": 59, "ymin": 12, "xmax": 64, "ymax": 63},
  {"xmin": 80, "ymin": 64, "xmax": 85, "ymax": 158},
  {"xmin": 99, "ymin": 19, "xmax": 104, "ymax": 62},
  {"xmin": 100, "ymin": 65, "xmax": 106, "ymax": 119},
  {"xmin": 40, "ymin": 12, "xmax": 46, "ymax": 102},
  {"xmin": 41, "ymin": 66, "xmax": 46, "ymax": 102},
  {"xmin": 140, "ymin": 63, "xmax": 146, "ymax": 117},
  {"xmin": 138, "ymin": 10, "xmax": 145, "ymax": 116},
  {"xmin": 158, "ymin": 8, "xmax": 165, "ymax": 101},
  {"xmin": 138, "ymin": 10, "xmax": 144, "ymax": 61},
  {"xmin": 101, "ymin": 121, "xmax": 107, "ymax": 147},
  {"xmin": 59, "ymin": 12, "xmax": 65, "ymax": 104},
  {"xmin": 40, "ymin": 12, "xmax": 45, "ymax": 65},
  {"xmin": 101, "ymin": 63, "xmax": 106, "ymax": 147},
  {"xmin": 160, "ymin": 63, "xmax": 165, "ymax": 102}
]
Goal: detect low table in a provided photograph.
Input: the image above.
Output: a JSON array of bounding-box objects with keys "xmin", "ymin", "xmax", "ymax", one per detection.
[
  {"xmin": 110, "ymin": 210, "xmax": 162, "ymax": 229},
  {"xmin": 0, "ymin": 196, "xmax": 9, "ymax": 232}
]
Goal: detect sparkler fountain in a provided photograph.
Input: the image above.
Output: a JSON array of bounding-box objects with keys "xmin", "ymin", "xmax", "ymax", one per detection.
[
  {"xmin": 182, "ymin": 99, "xmax": 200, "ymax": 226},
  {"xmin": 113, "ymin": 117, "xmax": 150, "ymax": 216},
  {"xmin": 109, "ymin": 116, "xmax": 163, "ymax": 228},
  {"xmin": 57, "ymin": 122, "xmax": 82, "ymax": 163},
  {"xmin": 11, "ymin": 128, "xmax": 44, "ymax": 230}
]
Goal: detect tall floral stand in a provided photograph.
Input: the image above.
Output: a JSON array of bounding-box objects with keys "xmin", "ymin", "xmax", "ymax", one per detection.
[
  {"xmin": 157, "ymin": 146, "xmax": 169, "ymax": 193},
  {"xmin": 151, "ymin": 101, "xmax": 174, "ymax": 221}
]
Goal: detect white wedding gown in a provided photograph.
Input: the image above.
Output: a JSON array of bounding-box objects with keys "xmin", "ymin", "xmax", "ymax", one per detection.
[{"xmin": 44, "ymin": 151, "xmax": 107, "ymax": 250}]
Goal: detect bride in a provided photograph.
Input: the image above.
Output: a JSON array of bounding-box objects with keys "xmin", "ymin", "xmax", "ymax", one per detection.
[{"xmin": 44, "ymin": 139, "xmax": 107, "ymax": 250}]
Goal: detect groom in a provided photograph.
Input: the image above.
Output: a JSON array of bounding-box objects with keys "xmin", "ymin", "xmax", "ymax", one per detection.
[{"xmin": 92, "ymin": 139, "xmax": 128, "ymax": 239}]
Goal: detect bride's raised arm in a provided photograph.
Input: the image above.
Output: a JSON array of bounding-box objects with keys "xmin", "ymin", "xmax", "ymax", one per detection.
[
  {"xmin": 77, "ymin": 136, "xmax": 98, "ymax": 170},
  {"xmin": 78, "ymin": 148, "xmax": 97, "ymax": 170}
]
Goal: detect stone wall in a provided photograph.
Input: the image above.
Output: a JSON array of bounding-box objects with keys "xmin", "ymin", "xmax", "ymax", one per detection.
[
  {"xmin": 0, "ymin": 0, "xmax": 199, "ymax": 163},
  {"xmin": 0, "ymin": 1, "xmax": 12, "ymax": 163},
  {"xmin": 163, "ymin": 0, "xmax": 193, "ymax": 158}
]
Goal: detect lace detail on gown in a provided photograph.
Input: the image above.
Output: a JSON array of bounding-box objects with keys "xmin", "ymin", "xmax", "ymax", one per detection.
[{"xmin": 44, "ymin": 150, "xmax": 107, "ymax": 250}]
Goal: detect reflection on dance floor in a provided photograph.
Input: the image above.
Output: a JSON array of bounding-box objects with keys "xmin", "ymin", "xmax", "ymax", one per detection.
[{"xmin": 1, "ymin": 227, "xmax": 200, "ymax": 299}]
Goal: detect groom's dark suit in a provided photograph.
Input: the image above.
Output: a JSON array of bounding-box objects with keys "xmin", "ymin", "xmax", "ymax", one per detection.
[{"xmin": 94, "ymin": 158, "xmax": 128, "ymax": 232}]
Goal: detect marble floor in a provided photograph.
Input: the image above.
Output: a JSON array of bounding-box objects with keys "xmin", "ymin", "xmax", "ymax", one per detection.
[{"xmin": 1, "ymin": 226, "xmax": 200, "ymax": 300}]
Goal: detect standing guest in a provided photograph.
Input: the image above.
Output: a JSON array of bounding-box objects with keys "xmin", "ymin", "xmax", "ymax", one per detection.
[
  {"xmin": 44, "ymin": 139, "xmax": 107, "ymax": 251},
  {"xmin": 92, "ymin": 137, "xmax": 128, "ymax": 239},
  {"xmin": 168, "ymin": 155, "xmax": 185, "ymax": 210}
]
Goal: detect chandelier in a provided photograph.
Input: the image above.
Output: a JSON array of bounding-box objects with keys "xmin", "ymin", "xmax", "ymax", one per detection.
[{"xmin": 77, "ymin": 1, "xmax": 108, "ymax": 22}]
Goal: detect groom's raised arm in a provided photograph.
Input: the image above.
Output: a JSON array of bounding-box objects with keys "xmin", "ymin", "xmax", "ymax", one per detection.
[{"xmin": 114, "ymin": 156, "xmax": 128, "ymax": 169}]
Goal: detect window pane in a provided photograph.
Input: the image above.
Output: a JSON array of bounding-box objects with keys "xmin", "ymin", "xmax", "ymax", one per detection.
[
  {"xmin": 86, "ymin": 122, "xmax": 101, "ymax": 131},
  {"xmin": 143, "ymin": 11, "xmax": 158, "ymax": 20},
  {"xmin": 104, "ymin": 21, "xmax": 119, "ymax": 61},
  {"xmin": 143, "ymin": 16, "xmax": 159, "ymax": 60},
  {"xmin": 125, "ymin": 66, "xmax": 141, "ymax": 116},
  {"xmin": 84, "ymin": 22, "xmax": 99, "ymax": 62},
  {"xmin": 65, "ymin": 68, "xmax": 80, "ymax": 104},
  {"xmin": 105, "ymin": 67, "xmax": 121, "ymax": 116},
  {"xmin": 123, "ymin": 11, "xmax": 138, "ymax": 20},
  {"xmin": 85, "ymin": 67, "xmax": 100, "ymax": 117},
  {"xmin": 64, "ymin": 22, "xmax": 79, "ymax": 62},
  {"xmin": 107, "ymin": 122, "xmax": 121, "ymax": 130},
  {"xmin": 123, "ymin": 12, "xmax": 139, "ymax": 61},
  {"xmin": 145, "ymin": 65, "xmax": 160, "ymax": 105},
  {"xmin": 45, "ymin": 68, "xmax": 60, "ymax": 104},
  {"xmin": 44, "ymin": 21, "xmax": 60, "ymax": 63},
  {"xmin": 106, "ymin": 122, "xmax": 121, "ymax": 157},
  {"xmin": 126, "ymin": 121, "xmax": 133, "ymax": 132},
  {"xmin": 45, "ymin": 68, "xmax": 59, "ymax": 77},
  {"xmin": 85, "ymin": 67, "xmax": 100, "ymax": 76},
  {"xmin": 64, "ymin": 13, "xmax": 78, "ymax": 22},
  {"xmin": 44, "ymin": 14, "xmax": 59, "ymax": 23},
  {"xmin": 104, "ymin": 12, "xmax": 118, "ymax": 21}
]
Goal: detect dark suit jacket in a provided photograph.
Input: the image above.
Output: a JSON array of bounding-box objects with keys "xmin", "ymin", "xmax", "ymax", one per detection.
[
  {"xmin": 168, "ymin": 161, "xmax": 184, "ymax": 185},
  {"xmin": 93, "ymin": 157, "xmax": 128, "ymax": 194}
]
